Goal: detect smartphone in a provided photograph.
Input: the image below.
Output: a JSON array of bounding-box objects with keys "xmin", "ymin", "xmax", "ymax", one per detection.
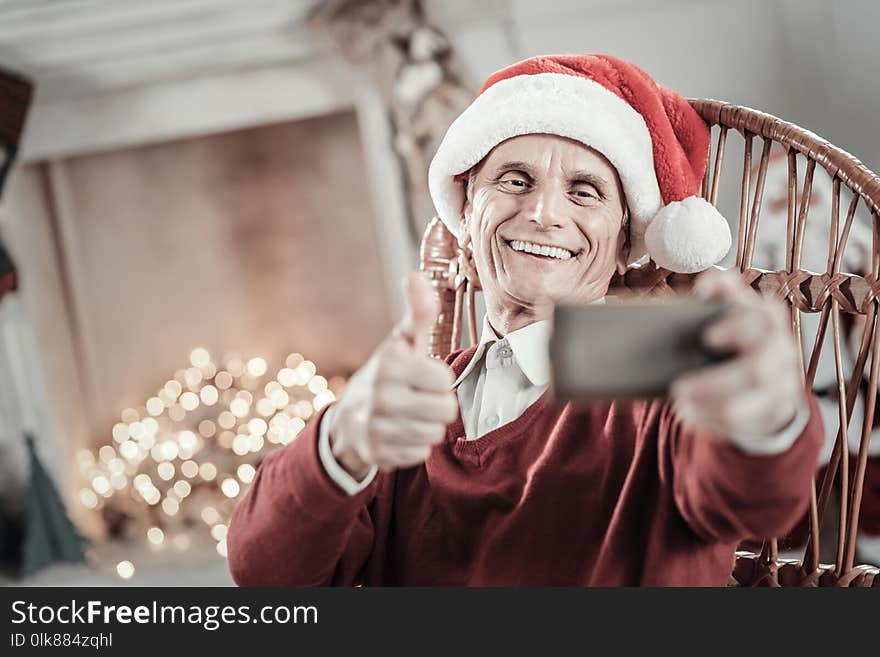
[{"xmin": 550, "ymin": 299, "xmax": 733, "ymax": 400}]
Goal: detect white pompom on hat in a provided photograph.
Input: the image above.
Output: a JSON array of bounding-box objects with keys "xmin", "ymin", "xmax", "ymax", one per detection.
[{"xmin": 427, "ymin": 53, "xmax": 731, "ymax": 273}]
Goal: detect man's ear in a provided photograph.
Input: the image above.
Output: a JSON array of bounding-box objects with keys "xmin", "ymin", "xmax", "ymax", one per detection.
[
  {"xmin": 615, "ymin": 225, "xmax": 630, "ymax": 275},
  {"xmin": 458, "ymin": 201, "xmax": 472, "ymax": 248}
]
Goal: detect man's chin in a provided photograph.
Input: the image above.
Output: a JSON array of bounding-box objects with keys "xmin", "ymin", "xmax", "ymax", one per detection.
[{"xmin": 501, "ymin": 283, "xmax": 563, "ymax": 309}]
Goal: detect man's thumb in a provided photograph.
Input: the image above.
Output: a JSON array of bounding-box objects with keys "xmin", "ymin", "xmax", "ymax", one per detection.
[{"xmin": 398, "ymin": 271, "xmax": 438, "ymax": 354}]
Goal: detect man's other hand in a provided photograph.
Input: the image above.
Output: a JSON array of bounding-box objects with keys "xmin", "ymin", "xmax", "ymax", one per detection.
[
  {"xmin": 328, "ymin": 272, "xmax": 459, "ymax": 479},
  {"xmin": 670, "ymin": 269, "xmax": 806, "ymax": 444}
]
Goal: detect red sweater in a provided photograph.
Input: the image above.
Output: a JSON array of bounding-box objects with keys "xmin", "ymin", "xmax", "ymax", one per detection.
[{"xmin": 227, "ymin": 347, "xmax": 823, "ymax": 586}]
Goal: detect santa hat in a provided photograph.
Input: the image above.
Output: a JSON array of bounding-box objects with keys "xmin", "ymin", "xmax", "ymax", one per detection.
[{"xmin": 428, "ymin": 54, "xmax": 731, "ymax": 273}]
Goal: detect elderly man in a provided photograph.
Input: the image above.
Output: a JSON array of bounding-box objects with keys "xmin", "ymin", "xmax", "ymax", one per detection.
[{"xmin": 227, "ymin": 54, "xmax": 822, "ymax": 586}]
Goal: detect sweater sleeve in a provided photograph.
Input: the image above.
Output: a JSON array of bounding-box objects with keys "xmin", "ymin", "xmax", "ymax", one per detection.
[
  {"xmin": 226, "ymin": 404, "xmax": 382, "ymax": 586},
  {"xmin": 663, "ymin": 394, "xmax": 824, "ymax": 543}
]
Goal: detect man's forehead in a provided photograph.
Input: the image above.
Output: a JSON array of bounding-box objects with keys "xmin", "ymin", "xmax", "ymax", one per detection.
[{"xmin": 480, "ymin": 134, "xmax": 617, "ymax": 175}]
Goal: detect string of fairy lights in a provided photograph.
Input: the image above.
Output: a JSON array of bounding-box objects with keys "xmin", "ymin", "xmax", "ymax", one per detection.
[{"xmin": 76, "ymin": 347, "xmax": 345, "ymax": 580}]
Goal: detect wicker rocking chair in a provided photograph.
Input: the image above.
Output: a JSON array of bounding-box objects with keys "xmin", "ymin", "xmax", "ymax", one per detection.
[{"xmin": 419, "ymin": 99, "xmax": 880, "ymax": 587}]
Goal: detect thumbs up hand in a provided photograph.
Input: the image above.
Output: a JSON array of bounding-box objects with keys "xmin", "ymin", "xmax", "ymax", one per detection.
[{"xmin": 328, "ymin": 272, "xmax": 459, "ymax": 479}]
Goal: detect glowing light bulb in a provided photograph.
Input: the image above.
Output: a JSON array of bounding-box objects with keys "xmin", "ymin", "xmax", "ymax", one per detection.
[
  {"xmin": 200, "ymin": 385, "xmax": 219, "ymax": 406},
  {"xmin": 160, "ymin": 440, "xmax": 179, "ymax": 461},
  {"xmin": 297, "ymin": 361, "xmax": 316, "ymax": 381},
  {"xmin": 79, "ymin": 488, "xmax": 98, "ymax": 509},
  {"xmin": 146, "ymin": 397, "xmax": 165, "ymax": 416},
  {"xmin": 112, "ymin": 423, "xmax": 129, "ymax": 443},
  {"xmin": 133, "ymin": 474, "xmax": 152, "ymax": 490},
  {"xmin": 116, "ymin": 561, "xmax": 135, "ymax": 579},
  {"xmin": 200, "ymin": 462, "xmax": 217, "ymax": 481},
  {"xmin": 201, "ymin": 506, "xmax": 220, "ymax": 525},
  {"xmin": 173, "ymin": 480, "xmax": 191, "ymax": 498},
  {"xmin": 190, "ymin": 347, "xmax": 211, "ymax": 368},
  {"xmin": 247, "ymin": 418, "xmax": 267, "ymax": 436},
  {"xmin": 92, "ymin": 475, "xmax": 111, "ymax": 495},
  {"xmin": 178, "ymin": 430, "xmax": 197, "ymax": 451},
  {"xmin": 181, "ymin": 460, "xmax": 199, "ymax": 478},
  {"xmin": 119, "ymin": 440, "xmax": 138, "ymax": 461},
  {"xmin": 99, "ymin": 445, "xmax": 116, "ymax": 463},
  {"xmin": 185, "ymin": 368, "xmax": 203, "ymax": 388},
  {"xmin": 157, "ymin": 462, "xmax": 175, "ymax": 481},
  {"xmin": 307, "ymin": 375, "xmax": 328, "ymax": 393},
  {"xmin": 277, "ymin": 368, "xmax": 296, "ymax": 387},
  {"xmin": 232, "ymin": 435, "xmax": 250, "ymax": 456},
  {"xmin": 221, "ymin": 478, "xmax": 240, "ymax": 498},
  {"xmin": 313, "ymin": 390, "xmax": 335, "ymax": 411},
  {"xmin": 180, "ymin": 392, "xmax": 199, "ymax": 411},
  {"xmin": 256, "ymin": 398, "xmax": 275, "ymax": 417},
  {"xmin": 247, "ymin": 357, "xmax": 268, "ymax": 377},
  {"xmin": 229, "ymin": 398, "xmax": 249, "ymax": 418},
  {"xmin": 270, "ymin": 389, "xmax": 290, "ymax": 409},
  {"xmin": 218, "ymin": 411, "xmax": 236, "ymax": 429},
  {"xmin": 163, "ymin": 380, "xmax": 182, "ymax": 399},
  {"xmin": 237, "ymin": 463, "xmax": 256, "ymax": 484}
]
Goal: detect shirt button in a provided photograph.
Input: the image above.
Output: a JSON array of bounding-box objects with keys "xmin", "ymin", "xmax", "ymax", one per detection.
[
  {"xmin": 497, "ymin": 345, "xmax": 513, "ymax": 359},
  {"xmin": 484, "ymin": 414, "xmax": 499, "ymax": 428}
]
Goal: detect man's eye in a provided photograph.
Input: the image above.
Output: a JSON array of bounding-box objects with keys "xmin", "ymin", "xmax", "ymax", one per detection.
[
  {"xmin": 496, "ymin": 173, "xmax": 531, "ymax": 192},
  {"xmin": 570, "ymin": 186, "xmax": 599, "ymax": 201}
]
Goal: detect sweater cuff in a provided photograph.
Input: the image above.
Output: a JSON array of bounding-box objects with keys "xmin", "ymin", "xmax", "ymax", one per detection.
[
  {"xmin": 727, "ymin": 402, "xmax": 810, "ymax": 456},
  {"xmin": 318, "ymin": 404, "xmax": 378, "ymax": 495},
  {"xmin": 275, "ymin": 404, "xmax": 379, "ymax": 520}
]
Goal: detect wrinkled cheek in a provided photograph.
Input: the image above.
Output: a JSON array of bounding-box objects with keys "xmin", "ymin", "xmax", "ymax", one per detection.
[
  {"xmin": 578, "ymin": 234, "xmax": 617, "ymax": 288},
  {"xmin": 468, "ymin": 217, "xmax": 498, "ymax": 285}
]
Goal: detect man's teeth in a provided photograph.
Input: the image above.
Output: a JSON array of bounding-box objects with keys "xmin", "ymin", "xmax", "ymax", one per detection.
[{"xmin": 509, "ymin": 240, "xmax": 574, "ymax": 260}]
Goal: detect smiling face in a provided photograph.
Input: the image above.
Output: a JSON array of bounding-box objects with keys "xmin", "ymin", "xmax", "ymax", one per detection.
[{"xmin": 461, "ymin": 134, "xmax": 629, "ymax": 333}]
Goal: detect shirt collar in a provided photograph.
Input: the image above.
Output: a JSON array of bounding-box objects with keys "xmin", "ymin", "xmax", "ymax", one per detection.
[
  {"xmin": 451, "ymin": 315, "xmax": 501, "ymax": 388},
  {"xmin": 506, "ymin": 319, "xmax": 551, "ymax": 386},
  {"xmin": 450, "ymin": 316, "xmax": 550, "ymax": 387}
]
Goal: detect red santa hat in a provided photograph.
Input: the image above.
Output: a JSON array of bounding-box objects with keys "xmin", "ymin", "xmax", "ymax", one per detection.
[{"xmin": 428, "ymin": 53, "xmax": 731, "ymax": 273}]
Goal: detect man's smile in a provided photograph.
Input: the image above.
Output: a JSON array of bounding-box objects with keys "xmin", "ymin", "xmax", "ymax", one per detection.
[{"xmin": 503, "ymin": 238, "xmax": 580, "ymax": 261}]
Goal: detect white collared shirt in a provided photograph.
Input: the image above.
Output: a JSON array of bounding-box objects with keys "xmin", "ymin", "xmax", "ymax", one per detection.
[
  {"xmin": 453, "ymin": 315, "xmax": 551, "ymax": 440},
  {"xmin": 318, "ymin": 311, "xmax": 809, "ymax": 495}
]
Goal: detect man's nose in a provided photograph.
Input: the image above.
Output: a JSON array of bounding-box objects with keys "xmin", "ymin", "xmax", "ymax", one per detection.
[{"xmin": 523, "ymin": 184, "xmax": 565, "ymax": 229}]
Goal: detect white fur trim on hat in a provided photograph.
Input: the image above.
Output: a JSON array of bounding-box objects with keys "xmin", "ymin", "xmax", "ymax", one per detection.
[
  {"xmin": 428, "ymin": 72, "xmax": 661, "ymax": 261},
  {"xmin": 644, "ymin": 196, "xmax": 732, "ymax": 273}
]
